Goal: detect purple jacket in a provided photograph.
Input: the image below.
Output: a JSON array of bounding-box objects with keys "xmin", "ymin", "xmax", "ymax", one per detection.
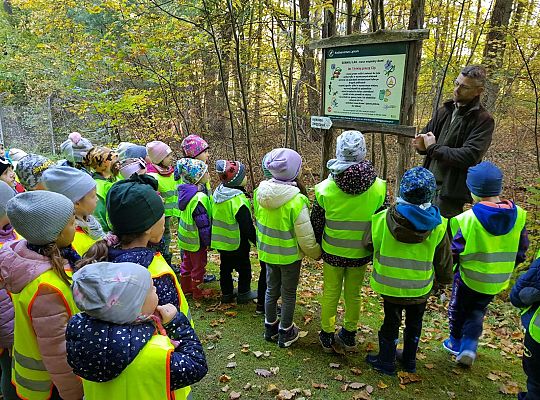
[{"xmin": 178, "ymin": 184, "xmax": 211, "ymax": 247}]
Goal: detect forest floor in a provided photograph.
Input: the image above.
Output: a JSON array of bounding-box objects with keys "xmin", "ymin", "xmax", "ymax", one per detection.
[{"xmin": 186, "ymin": 253, "xmax": 528, "ymax": 400}]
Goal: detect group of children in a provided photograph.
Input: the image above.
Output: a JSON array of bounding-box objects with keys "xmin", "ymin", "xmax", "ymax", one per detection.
[{"xmin": 0, "ymin": 128, "xmax": 535, "ymax": 399}]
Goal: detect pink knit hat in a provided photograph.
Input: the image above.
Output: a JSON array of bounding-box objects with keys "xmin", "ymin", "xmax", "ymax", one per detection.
[
  {"xmin": 146, "ymin": 141, "xmax": 172, "ymax": 164},
  {"xmin": 181, "ymin": 134, "xmax": 209, "ymax": 158}
]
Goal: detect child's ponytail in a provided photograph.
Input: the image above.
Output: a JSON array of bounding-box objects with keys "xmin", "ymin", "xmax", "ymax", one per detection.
[
  {"xmin": 75, "ymin": 240, "xmax": 110, "ymax": 270},
  {"xmin": 43, "ymin": 243, "xmax": 72, "ymax": 285}
]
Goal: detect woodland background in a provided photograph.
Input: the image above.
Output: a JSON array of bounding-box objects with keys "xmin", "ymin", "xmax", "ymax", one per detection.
[{"xmin": 0, "ymin": 0, "xmax": 538, "ymax": 215}]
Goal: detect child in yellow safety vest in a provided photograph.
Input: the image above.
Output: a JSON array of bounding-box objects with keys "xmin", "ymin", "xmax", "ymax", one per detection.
[
  {"xmin": 82, "ymin": 146, "xmax": 121, "ymax": 232},
  {"xmin": 256, "ymin": 148, "xmax": 321, "ymax": 348},
  {"xmin": 146, "ymin": 141, "xmax": 178, "ymax": 266},
  {"xmin": 444, "ymin": 162, "xmax": 528, "ymax": 367},
  {"xmin": 0, "ymin": 181, "xmax": 17, "ymax": 399},
  {"xmin": 175, "ymin": 158, "xmax": 216, "ymax": 300},
  {"xmin": 311, "ymin": 131, "xmax": 388, "ymax": 353},
  {"xmin": 0, "ymin": 191, "xmax": 82, "ymax": 400},
  {"xmin": 511, "ymin": 254, "xmax": 540, "ymax": 400},
  {"xmin": 42, "ymin": 166, "xmax": 105, "ymax": 257},
  {"xmin": 364, "ymin": 167, "xmax": 452, "ymax": 375},
  {"xmin": 180, "ymin": 134, "xmax": 216, "ymax": 284},
  {"xmin": 14, "ymin": 153, "xmax": 54, "ymax": 191},
  {"xmin": 66, "ymin": 261, "xmax": 208, "ymax": 400},
  {"xmin": 212, "ymin": 159, "xmax": 257, "ymax": 304}
]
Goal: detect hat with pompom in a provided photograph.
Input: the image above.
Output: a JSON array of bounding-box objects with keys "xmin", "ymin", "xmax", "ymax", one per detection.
[{"xmin": 60, "ymin": 132, "xmax": 93, "ymax": 164}]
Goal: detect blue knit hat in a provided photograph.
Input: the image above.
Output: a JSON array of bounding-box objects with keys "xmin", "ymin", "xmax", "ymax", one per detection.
[
  {"xmin": 399, "ymin": 167, "xmax": 436, "ymax": 205},
  {"xmin": 124, "ymin": 145, "xmax": 147, "ymax": 160},
  {"xmin": 466, "ymin": 161, "xmax": 503, "ymax": 197}
]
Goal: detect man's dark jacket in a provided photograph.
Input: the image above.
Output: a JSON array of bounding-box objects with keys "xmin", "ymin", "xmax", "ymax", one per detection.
[{"xmin": 419, "ymin": 97, "xmax": 494, "ymax": 204}]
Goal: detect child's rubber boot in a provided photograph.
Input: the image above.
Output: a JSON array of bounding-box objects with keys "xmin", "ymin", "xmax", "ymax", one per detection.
[
  {"xmin": 319, "ymin": 330, "xmax": 335, "ymax": 353},
  {"xmin": 192, "ymin": 280, "xmax": 217, "ymax": 300},
  {"xmin": 442, "ymin": 335, "xmax": 461, "ymax": 356},
  {"xmin": 264, "ymin": 319, "xmax": 279, "ymax": 342},
  {"xmin": 237, "ymin": 290, "xmax": 258, "ymax": 304},
  {"xmin": 278, "ymin": 323, "xmax": 300, "ymax": 348},
  {"xmin": 180, "ymin": 274, "xmax": 192, "ymax": 296},
  {"xmin": 366, "ymin": 332, "xmax": 398, "ymax": 376},
  {"xmin": 456, "ymin": 336, "xmax": 478, "ymax": 367},
  {"xmin": 396, "ymin": 333, "xmax": 419, "ymax": 373},
  {"xmin": 335, "ymin": 327, "xmax": 357, "ymax": 352}
]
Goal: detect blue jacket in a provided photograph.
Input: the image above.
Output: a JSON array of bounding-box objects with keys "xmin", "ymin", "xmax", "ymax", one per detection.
[
  {"xmin": 510, "ymin": 258, "xmax": 540, "ymax": 329},
  {"xmin": 66, "ymin": 312, "xmax": 207, "ymax": 390}
]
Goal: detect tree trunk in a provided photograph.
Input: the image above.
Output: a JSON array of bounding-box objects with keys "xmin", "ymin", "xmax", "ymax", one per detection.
[{"xmin": 481, "ymin": 0, "xmax": 514, "ymax": 111}]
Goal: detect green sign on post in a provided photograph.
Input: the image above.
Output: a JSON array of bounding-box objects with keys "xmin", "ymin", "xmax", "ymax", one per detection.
[{"xmin": 324, "ymin": 42, "xmax": 407, "ymax": 125}]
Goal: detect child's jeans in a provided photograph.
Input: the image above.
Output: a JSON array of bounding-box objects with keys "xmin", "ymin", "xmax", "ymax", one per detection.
[
  {"xmin": 520, "ymin": 332, "xmax": 540, "ymax": 400},
  {"xmin": 181, "ymin": 248, "xmax": 207, "ymax": 283},
  {"xmin": 320, "ymin": 262, "xmax": 366, "ymax": 333},
  {"xmin": 219, "ymin": 251, "xmax": 252, "ymax": 295},
  {"xmin": 448, "ymin": 272, "xmax": 494, "ymax": 341},
  {"xmin": 380, "ymin": 300, "xmax": 427, "ymax": 341},
  {"xmin": 265, "ymin": 261, "xmax": 301, "ymax": 329},
  {"xmin": 257, "ymin": 261, "xmax": 267, "ymax": 306}
]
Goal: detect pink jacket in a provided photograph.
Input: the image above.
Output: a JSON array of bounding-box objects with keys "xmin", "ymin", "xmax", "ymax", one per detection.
[{"xmin": 0, "ymin": 240, "xmax": 83, "ymax": 400}]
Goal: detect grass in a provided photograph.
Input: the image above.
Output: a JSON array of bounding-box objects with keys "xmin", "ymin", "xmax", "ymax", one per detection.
[{"xmin": 185, "ymin": 255, "xmax": 526, "ymax": 400}]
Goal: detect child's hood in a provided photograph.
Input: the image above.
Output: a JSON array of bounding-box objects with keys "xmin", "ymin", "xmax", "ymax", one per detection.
[
  {"xmin": 213, "ymin": 184, "xmax": 244, "ymax": 204},
  {"xmin": 472, "ymin": 200, "xmax": 518, "ymax": 236},
  {"xmin": 0, "ymin": 240, "xmax": 54, "ymax": 294},
  {"xmin": 255, "ymin": 180, "xmax": 300, "ymax": 210},
  {"xmin": 178, "ymin": 184, "xmax": 200, "ymax": 211},
  {"xmin": 66, "ymin": 313, "xmax": 154, "ymax": 383},
  {"xmin": 333, "ymin": 160, "xmax": 378, "ymax": 195},
  {"xmin": 386, "ymin": 206, "xmax": 434, "ymax": 244}
]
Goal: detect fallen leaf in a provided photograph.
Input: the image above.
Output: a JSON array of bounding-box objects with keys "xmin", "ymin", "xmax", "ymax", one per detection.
[
  {"xmin": 398, "ymin": 371, "xmax": 422, "ymax": 385},
  {"xmin": 340, "ymin": 383, "xmax": 349, "ymax": 392},
  {"xmin": 255, "ymin": 368, "xmax": 272, "ymax": 378},
  {"xmin": 243, "ymin": 382, "xmax": 252, "ymax": 390},
  {"xmin": 353, "ymin": 390, "xmax": 372, "ymax": 400},
  {"xmin": 377, "ymin": 381, "xmax": 388, "ymax": 389},
  {"xmin": 350, "ymin": 367, "xmax": 363, "ymax": 376},
  {"xmin": 329, "ymin": 362, "xmax": 341, "ymax": 369},
  {"xmin": 500, "ymin": 381, "xmax": 520, "ymax": 395},
  {"xmin": 302, "ymin": 389, "xmax": 312, "ymax": 397},
  {"xmin": 226, "ymin": 362, "xmax": 237, "ymax": 369},
  {"xmin": 267, "ymin": 384, "xmax": 279, "ymax": 394},
  {"xmin": 227, "ymin": 353, "xmax": 236, "ymax": 360},
  {"xmin": 219, "ymin": 374, "xmax": 231, "ymax": 383},
  {"xmin": 487, "ymin": 372, "xmax": 500, "ymax": 381},
  {"xmin": 221, "ymin": 384, "xmax": 230, "ymax": 392},
  {"xmin": 298, "ymin": 331, "xmax": 308, "ymax": 338},
  {"xmin": 225, "ymin": 311, "xmax": 238, "ymax": 317},
  {"xmin": 276, "ymin": 389, "xmax": 294, "ymax": 400},
  {"xmin": 253, "ymin": 351, "xmax": 264, "ymax": 358},
  {"xmin": 311, "ymin": 382, "xmax": 328, "ymax": 389},
  {"xmin": 270, "ymin": 366, "xmax": 280, "ymax": 375},
  {"xmin": 366, "ymin": 385, "xmax": 374, "ymax": 393},
  {"xmin": 424, "ymin": 363, "xmax": 435, "ymax": 370},
  {"xmin": 206, "ymin": 344, "xmax": 215, "ymax": 350},
  {"xmin": 229, "ymin": 391, "xmax": 241, "ymax": 399},
  {"xmin": 349, "ymin": 382, "xmax": 366, "ymax": 390},
  {"xmin": 365, "ymin": 342, "xmax": 376, "ymax": 352}
]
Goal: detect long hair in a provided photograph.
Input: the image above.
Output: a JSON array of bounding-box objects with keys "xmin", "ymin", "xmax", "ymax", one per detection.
[{"xmin": 42, "ymin": 243, "xmax": 72, "ymax": 285}]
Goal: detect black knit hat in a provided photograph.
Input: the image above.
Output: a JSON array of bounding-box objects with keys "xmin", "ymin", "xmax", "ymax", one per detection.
[{"xmin": 106, "ymin": 174, "xmax": 164, "ymax": 235}]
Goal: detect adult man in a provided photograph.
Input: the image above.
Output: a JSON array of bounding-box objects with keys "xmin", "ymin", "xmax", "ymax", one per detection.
[{"xmin": 413, "ymin": 65, "xmax": 494, "ymax": 218}]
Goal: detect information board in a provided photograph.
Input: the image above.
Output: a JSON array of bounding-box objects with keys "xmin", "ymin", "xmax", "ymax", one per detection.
[{"xmin": 324, "ymin": 42, "xmax": 408, "ymax": 125}]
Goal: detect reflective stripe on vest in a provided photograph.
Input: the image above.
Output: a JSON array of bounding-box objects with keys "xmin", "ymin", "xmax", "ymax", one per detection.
[
  {"xmin": 315, "ymin": 177, "xmax": 386, "ymax": 259},
  {"xmin": 148, "ymin": 253, "xmax": 194, "ymax": 327},
  {"xmin": 12, "ymin": 270, "xmax": 78, "ymax": 400},
  {"xmin": 177, "ymin": 192, "xmax": 210, "ymax": 252},
  {"xmin": 369, "ymin": 209, "xmax": 447, "ymax": 298},
  {"xmin": 72, "ymin": 228, "xmax": 97, "ymax": 256},
  {"xmin": 211, "ymin": 193, "xmax": 251, "ymax": 251},
  {"xmin": 529, "ymin": 306, "xmax": 540, "ymax": 344},
  {"xmin": 255, "ymin": 193, "xmax": 307, "ymax": 264},
  {"xmin": 451, "ymin": 207, "xmax": 526, "ymax": 295},
  {"xmin": 82, "ymin": 334, "xmax": 191, "ymax": 400},
  {"xmin": 149, "ymin": 173, "xmax": 180, "ymax": 218}
]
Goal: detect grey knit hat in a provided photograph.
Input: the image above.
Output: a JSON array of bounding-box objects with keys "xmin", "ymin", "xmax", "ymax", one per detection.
[
  {"xmin": 15, "ymin": 154, "xmax": 55, "ymax": 190},
  {"xmin": 60, "ymin": 132, "xmax": 93, "ymax": 164},
  {"xmin": 0, "ymin": 181, "xmax": 15, "ymax": 218},
  {"xmin": 72, "ymin": 261, "xmax": 152, "ymax": 324},
  {"xmin": 42, "ymin": 166, "xmax": 96, "ymax": 203},
  {"xmin": 327, "ymin": 130, "xmax": 367, "ymax": 175},
  {"xmin": 7, "ymin": 191, "xmax": 74, "ymax": 245}
]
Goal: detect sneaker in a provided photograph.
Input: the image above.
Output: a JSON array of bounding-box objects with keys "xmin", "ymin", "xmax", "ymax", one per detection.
[
  {"xmin": 442, "ymin": 336, "xmax": 461, "ymax": 356},
  {"xmin": 278, "ymin": 324, "xmax": 300, "ymax": 348},
  {"xmin": 237, "ymin": 290, "xmax": 258, "ymax": 304},
  {"xmin": 203, "ymin": 274, "xmax": 217, "ymax": 283},
  {"xmin": 335, "ymin": 327, "xmax": 357, "ymax": 352},
  {"xmin": 256, "ymin": 303, "xmax": 265, "ymax": 314},
  {"xmin": 264, "ymin": 320, "xmax": 279, "ymax": 342},
  {"xmin": 319, "ymin": 331, "xmax": 335, "ymax": 353},
  {"xmin": 456, "ymin": 350, "xmax": 476, "ymax": 366}
]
